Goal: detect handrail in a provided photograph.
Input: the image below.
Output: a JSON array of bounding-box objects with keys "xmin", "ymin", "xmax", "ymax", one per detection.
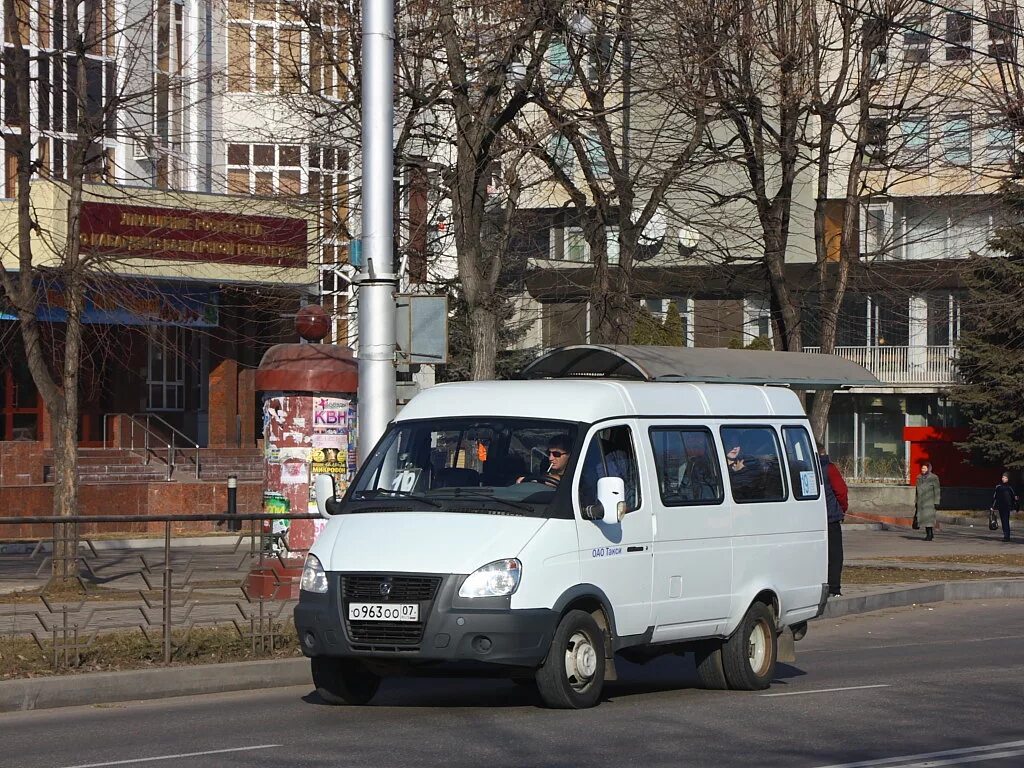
[{"xmin": 102, "ymin": 413, "xmax": 201, "ymax": 480}]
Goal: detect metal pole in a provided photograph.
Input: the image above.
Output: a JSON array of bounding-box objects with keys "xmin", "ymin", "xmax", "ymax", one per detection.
[
  {"xmin": 227, "ymin": 474, "xmax": 239, "ymax": 532},
  {"xmin": 163, "ymin": 520, "xmax": 172, "ymax": 664},
  {"xmin": 356, "ymin": 0, "xmax": 397, "ymax": 465}
]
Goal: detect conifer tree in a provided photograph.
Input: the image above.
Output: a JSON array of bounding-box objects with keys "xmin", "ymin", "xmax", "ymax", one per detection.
[{"xmin": 952, "ymin": 181, "xmax": 1024, "ymax": 468}]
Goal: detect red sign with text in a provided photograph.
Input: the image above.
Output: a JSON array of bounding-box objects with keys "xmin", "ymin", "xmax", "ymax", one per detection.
[{"xmin": 80, "ymin": 202, "xmax": 308, "ymax": 267}]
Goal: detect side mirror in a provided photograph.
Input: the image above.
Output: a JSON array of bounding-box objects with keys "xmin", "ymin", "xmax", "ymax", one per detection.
[
  {"xmin": 314, "ymin": 474, "xmax": 337, "ymax": 519},
  {"xmin": 595, "ymin": 476, "xmax": 627, "ymax": 524}
]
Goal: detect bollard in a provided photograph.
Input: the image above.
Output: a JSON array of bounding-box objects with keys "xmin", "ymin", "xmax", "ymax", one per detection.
[{"xmin": 227, "ymin": 475, "xmax": 240, "ymax": 532}]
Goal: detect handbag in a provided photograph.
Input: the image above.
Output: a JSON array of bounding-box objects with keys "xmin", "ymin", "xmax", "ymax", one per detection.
[
  {"xmin": 989, "ymin": 508, "xmax": 999, "ymax": 531},
  {"xmin": 912, "ymin": 513, "xmax": 920, "ymax": 530}
]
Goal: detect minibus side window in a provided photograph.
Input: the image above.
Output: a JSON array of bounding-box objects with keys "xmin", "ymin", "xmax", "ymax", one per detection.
[
  {"xmin": 578, "ymin": 425, "xmax": 642, "ymax": 513},
  {"xmin": 719, "ymin": 426, "xmax": 787, "ymax": 503},
  {"xmin": 649, "ymin": 427, "xmax": 724, "ymax": 506},
  {"xmin": 782, "ymin": 426, "xmax": 821, "ymax": 500}
]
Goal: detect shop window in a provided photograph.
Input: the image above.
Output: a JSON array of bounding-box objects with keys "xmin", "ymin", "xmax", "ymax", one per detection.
[
  {"xmin": 720, "ymin": 426, "xmax": 786, "ymax": 503},
  {"xmin": 649, "ymin": 427, "xmax": 723, "ymax": 506},
  {"xmin": 148, "ymin": 326, "xmax": 185, "ymax": 412}
]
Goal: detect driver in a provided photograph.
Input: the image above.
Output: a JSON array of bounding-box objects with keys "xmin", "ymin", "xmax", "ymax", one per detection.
[{"xmin": 518, "ymin": 435, "xmax": 571, "ymax": 488}]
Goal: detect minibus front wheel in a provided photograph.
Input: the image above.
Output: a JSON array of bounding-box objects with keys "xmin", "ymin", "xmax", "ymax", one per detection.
[
  {"xmin": 311, "ymin": 657, "xmax": 380, "ymax": 705},
  {"xmin": 535, "ymin": 610, "xmax": 606, "ymax": 709}
]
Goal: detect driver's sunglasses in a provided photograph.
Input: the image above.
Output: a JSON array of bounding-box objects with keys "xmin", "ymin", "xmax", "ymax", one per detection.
[{"xmin": 547, "ymin": 450, "xmax": 567, "ymax": 458}]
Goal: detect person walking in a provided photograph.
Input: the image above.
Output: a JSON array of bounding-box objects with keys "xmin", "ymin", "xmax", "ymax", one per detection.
[
  {"xmin": 915, "ymin": 461, "xmax": 941, "ymax": 541},
  {"xmin": 991, "ymin": 472, "xmax": 1019, "ymax": 542},
  {"xmin": 818, "ymin": 443, "xmax": 849, "ymax": 597}
]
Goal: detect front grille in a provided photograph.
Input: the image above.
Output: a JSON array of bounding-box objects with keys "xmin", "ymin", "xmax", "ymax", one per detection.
[
  {"xmin": 341, "ymin": 574, "xmax": 442, "ymax": 647},
  {"xmin": 342, "ymin": 575, "xmax": 441, "ymax": 602}
]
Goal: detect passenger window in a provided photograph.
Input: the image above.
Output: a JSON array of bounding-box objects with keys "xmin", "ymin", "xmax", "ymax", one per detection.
[
  {"xmin": 782, "ymin": 426, "xmax": 820, "ymax": 500},
  {"xmin": 578, "ymin": 426, "xmax": 642, "ymax": 512},
  {"xmin": 649, "ymin": 427, "xmax": 724, "ymax": 506},
  {"xmin": 719, "ymin": 426, "xmax": 787, "ymax": 503}
]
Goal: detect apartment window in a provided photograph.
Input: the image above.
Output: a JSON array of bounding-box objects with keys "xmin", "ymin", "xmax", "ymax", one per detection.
[
  {"xmin": 865, "ymin": 117, "xmax": 887, "ymax": 164},
  {"xmin": 584, "ymin": 133, "xmax": 608, "ymax": 176},
  {"xmin": 985, "ymin": 117, "xmax": 1014, "ymax": 166},
  {"xmin": 862, "ymin": 203, "xmax": 893, "ymax": 257},
  {"xmin": 901, "ymin": 115, "xmax": 929, "ymax": 165},
  {"xmin": 148, "ymin": 327, "xmax": 185, "ymax": 412},
  {"xmin": 942, "ymin": 115, "xmax": 971, "ymax": 166},
  {"xmin": 945, "ymin": 10, "xmax": 972, "ymax": 61},
  {"xmin": 550, "ymin": 226, "xmax": 589, "ymax": 262},
  {"xmin": 548, "ymin": 133, "xmax": 574, "ymax": 174},
  {"xmin": 226, "ymin": 143, "xmax": 348, "ymax": 261},
  {"xmin": 606, "ymin": 226, "xmax": 620, "ymax": 265},
  {"xmin": 869, "ymin": 295, "xmax": 909, "ymax": 347},
  {"xmin": 744, "ymin": 296, "xmax": 772, "ymax": 342},
  {"xmin": 546, "ymin": 40, "xmax": 572, "ymax": 83},
  {"xmin": 228, "ymin": 0, "xmax": 345, "ymax": 97},
  {"xmin": 903, "ymin": 14, "xmax": 930, "ymax": 62},
  {"xmin": 988, "ymin": 8, "xmax": 1016, "ymax": 61}
]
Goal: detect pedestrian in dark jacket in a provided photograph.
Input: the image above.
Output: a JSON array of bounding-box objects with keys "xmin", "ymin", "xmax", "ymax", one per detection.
[
  {"xmin": 991, "ymin": 472, "xmax": 1019, "ymax": 542},
  {"xmin": 818, "ymin": 443, "xmax": 849, "ymax": 597},
  {"xmin": 915, "ymin": 462, "xmax": 941, "ymax": 541}
]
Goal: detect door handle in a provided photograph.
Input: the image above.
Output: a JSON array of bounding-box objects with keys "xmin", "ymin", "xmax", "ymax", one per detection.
[{"xmin": 627, "ymin": 545, "xmax": 644, "ymax": 552}]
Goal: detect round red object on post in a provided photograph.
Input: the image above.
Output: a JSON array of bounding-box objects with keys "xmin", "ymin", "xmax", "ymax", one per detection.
[{"xmin": 295, "ymin": 304, "xmax": 331, "ymax": 342}]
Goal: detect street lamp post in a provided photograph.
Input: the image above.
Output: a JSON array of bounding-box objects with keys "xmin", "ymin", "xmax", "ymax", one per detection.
[{"xmin": 356, "ymin": 0, "xmax": 397, "ymax": 463}]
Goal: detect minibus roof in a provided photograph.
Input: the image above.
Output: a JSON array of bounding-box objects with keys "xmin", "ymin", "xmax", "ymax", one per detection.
[{"xmin": 518, "ymin": 345, "xmax": 879, "ymax": 389}]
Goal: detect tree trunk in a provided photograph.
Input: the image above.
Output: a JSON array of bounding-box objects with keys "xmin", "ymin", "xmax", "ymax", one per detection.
[{"xmin": 469, "ymin": 304, "xmax": 498, "ymax": 380}]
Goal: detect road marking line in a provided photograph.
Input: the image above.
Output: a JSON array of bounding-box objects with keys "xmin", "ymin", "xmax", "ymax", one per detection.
[
  {"xmin": 761, "ymin": 684, "xmax": 890, "ymax": 697},
  {"xmin": 813, "ymin": 739, "xmax": 1024, "ymax": 768},
  {"xmin": 56, "ymin": 744, "xmax": 283, "ymax": 768}
]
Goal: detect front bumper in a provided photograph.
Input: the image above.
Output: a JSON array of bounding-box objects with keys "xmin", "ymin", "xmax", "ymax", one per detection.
[{"xmin": 294, "ymin": 572, "xmax": 558, "ymax": 668}]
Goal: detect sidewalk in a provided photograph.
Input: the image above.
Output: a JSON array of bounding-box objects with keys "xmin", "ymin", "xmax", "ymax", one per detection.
[{"xmin": 3, "ymin": 520, "xmax": 1024, "ymax": 712}]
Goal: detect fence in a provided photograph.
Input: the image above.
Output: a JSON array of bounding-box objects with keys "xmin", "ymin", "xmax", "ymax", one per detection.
[
  {"xmin": 0, "ymin": 513, "xmax": 320, "ymax": 672},
  {"xmin": 803, "ymin": 345, "xmax": 958, "ymax": 385}
]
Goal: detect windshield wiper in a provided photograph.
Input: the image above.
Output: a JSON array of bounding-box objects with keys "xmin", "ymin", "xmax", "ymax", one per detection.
[
  {"xmin": 351, "ymin": 489, "xmax": 442, "ymax": 508},
  {"xmin": 429, "ymin": 488, "xmax": 534, "ymax": 513}
]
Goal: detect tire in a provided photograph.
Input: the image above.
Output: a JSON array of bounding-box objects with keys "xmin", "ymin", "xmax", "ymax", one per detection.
[
  {"xmin": 535, "ymin": 610, "xmax": 606, "ymax": 709},
  {"xmin": 721, "ymin": 602, "xmax": 777, "ymax": 691},
  {"xmin": 310, "ymin": 657, "xmax": 381, "ymax": 705},
  {"xmin": 693, "ymin": 641, "xmax": 728, "ymax": 690}
]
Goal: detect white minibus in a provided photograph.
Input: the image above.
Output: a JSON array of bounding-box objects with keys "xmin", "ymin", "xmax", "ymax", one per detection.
[{"xmin": 295, "ymin": 345, "xmax": 874, "ymax": 708}]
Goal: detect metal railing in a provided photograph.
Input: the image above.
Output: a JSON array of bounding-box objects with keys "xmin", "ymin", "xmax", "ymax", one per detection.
[
  {"xmin": 803, "ymin": 345, "xmax": 958, "ymax": 385},
  {"xmin": 0, "ymin": 513, "xmax": 320, "ymax": 670},
  {"xmin": 102, "ymin": 413, "xmax": 201, "ymax": 480}
]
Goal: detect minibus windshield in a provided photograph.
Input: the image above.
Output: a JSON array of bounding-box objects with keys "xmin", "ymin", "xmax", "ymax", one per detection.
[{"xmin": 348, "ymin": 418, "xmax": 579, "ymax": 515}]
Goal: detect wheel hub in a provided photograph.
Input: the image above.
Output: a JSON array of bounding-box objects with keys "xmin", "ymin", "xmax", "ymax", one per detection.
[
  {"xmin": 565, "ymin": 631, "xmax": 598, "ymax": 689},
  {"xmin": 747, "ymin": 620, "xmax": 770, "ymax": 675}
]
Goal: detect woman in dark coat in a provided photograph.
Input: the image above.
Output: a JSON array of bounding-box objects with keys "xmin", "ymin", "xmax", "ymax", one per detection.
[
  {"xmin": 991, "ymin": 472, "xmax": 1019, "ymax": 542},
  {"xmin": 915, "ymin": 462, "xmax": 941, "ymax": 541}
]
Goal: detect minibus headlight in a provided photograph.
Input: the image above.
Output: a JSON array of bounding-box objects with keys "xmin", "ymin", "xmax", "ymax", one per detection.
[
  {"xmin": 300, "ymin": 554, "xmax": 328, "ymax": 594},
  {"xmin": 458, "ymin": 558, "xmax": 522, "ymax": 598}
]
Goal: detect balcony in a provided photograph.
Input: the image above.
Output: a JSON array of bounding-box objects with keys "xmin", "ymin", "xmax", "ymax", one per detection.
[{"xmin": 803, "ymin": 345, "xmax": 958, "ymax": 386}]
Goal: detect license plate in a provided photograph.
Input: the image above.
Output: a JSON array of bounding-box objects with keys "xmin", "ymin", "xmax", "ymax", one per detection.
[{"xmin": 348, "ymin": 602, "xmax": 419, "ymax": 622}]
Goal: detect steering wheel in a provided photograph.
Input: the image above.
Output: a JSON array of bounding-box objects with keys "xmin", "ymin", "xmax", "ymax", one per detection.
[{"xmin": 520, "ymin": 473, "xmax": 559, "ymax": 488}]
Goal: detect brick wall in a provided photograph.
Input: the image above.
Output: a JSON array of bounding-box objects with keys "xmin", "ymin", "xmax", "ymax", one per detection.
[
  {"xmin": 0, "ymin": 480, "xmax": 263, "ymax": 539},
  {"xmin": 0, "ymin": 442, "xmax": 46, "ymax": 486}
]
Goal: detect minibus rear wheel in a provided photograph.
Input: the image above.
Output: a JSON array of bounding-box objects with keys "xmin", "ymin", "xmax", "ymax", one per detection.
[
  {"xmin": 311, "ymin": 657, "xmax": 380, "ymax": 705},
  {"xmin": 721, "ymin": 602, "xmax": 777, "ymax": 690},
  {"xmin": 535, "ymin": 610, "xmax": 605, "ymax": 709}
]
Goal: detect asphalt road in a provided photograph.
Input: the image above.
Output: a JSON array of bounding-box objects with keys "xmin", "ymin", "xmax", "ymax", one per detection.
[{"xmin": 4, "ymin": 599, "xmax": 1024, "ymax": 768}]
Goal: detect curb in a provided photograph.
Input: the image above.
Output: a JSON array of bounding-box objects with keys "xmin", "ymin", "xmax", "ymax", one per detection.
[
  {"xmin": 0, "ymin": 657, "xmax": 310, "ymax": 713},
  {"xmin": 820, "ymin": 578, "xmax": 1024, "ymax": 618},
  {"xmin": 4, "ymin": 580, "xmax": 1024, "ymax": 713}
]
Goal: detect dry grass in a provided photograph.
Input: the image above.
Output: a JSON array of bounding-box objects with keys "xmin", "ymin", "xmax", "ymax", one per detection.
[
  {"xmin": 0, "ymin": 624, "xmax": 300, "ymax": 679},
  {"xmin": 890, "ymin": 554, "xmax": 1024, "ymax": 567},
  {"xmin": 844, "ymin": 566, "xmax": 1023, "ymax": 584}
]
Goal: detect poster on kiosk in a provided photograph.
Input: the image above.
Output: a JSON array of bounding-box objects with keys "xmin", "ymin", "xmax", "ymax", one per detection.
[{"xmin": 262, "ymin": 394, "xmax": 357, "ymax": 552}]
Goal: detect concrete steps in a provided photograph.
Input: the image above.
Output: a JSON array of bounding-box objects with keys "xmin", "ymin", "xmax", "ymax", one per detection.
[{"xmin": 43, "ymin": 448, "xmax": 264, "ymax": 484}]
